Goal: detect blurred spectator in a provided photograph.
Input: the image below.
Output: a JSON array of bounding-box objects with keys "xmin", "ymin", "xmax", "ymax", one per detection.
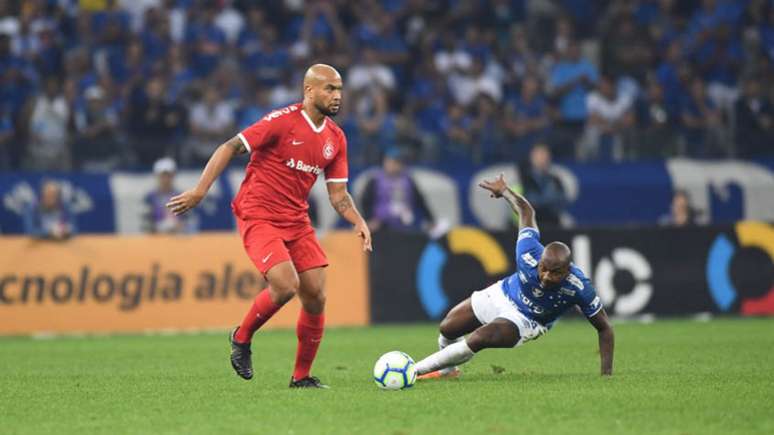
[
  {"xmin": 635, "ymin": 79, "xmax": 678, "ymax": 158},
  {"xmin": 1, "ymin": 0, "xmax": 772, "ymax": 173},
  {"xmin": 361, "ymin": 149, "xmax": 435, "ymax": 232},
  {"xmin": 23, "ymin": 180, "xmax": 76, "ymax": 240},
  {"xmin": 696, "ymin": 24, "xmax": 743, "ymax": 112},
  {"xmin": 22, "ymin": 76, "xmax": 71, "ymax": 171},
  {"xmin": 185, "ymin": 3, "xmax": 226, "ymax": 78},
  {"xmin": 680, "ymin": 77, "xmax": 726, "ymax": 157},
  {"xmin": 348, "ymin": 47, "xmax": 396, "ymax": 93},
  {"xmin": 503, "ymin": 75, "xmax": 550, "ymax": 160},
  {"xmin": 72, "ymin": 85, "xmax": 125, "ymax": 170},
  {"xmin": 547, "ymin": 40, "xmax": 598, "ymax": 159},
  {"xmin": 735, "ymin": 76, "xmax": 773, "ymax": 158},
  {"xmin": 659, "ymin": 190, "xmax": 698, "ymax": 227},
  {"xmin": 351, "ymin": 84, "xmax": 392, "ymax": 166},
  {"xmin": 237, "ymin": 86, "xmax": 272, "ymax": 130},
  {"xmin": 518, "ymin": 144, "xmax": 567, "ymax": 228},
  {"xmin": 448, "ymin": 56, "xmax": 503, "ymax": 108},
  {"xmin": 441, "ymin": 104, "xmax": 474, "ymax": 160},
  {"xmin": 602, "ymin": 12, "xmax": 654, "ymax": 82},
  {"xmin": 0, "ymin": 102, "xmax": 13, "ymax": 170},
  {"xmin": 184, "ymin": 85, "xmax": 234, "ymax": 166},
  {"xmin": 128, "ymin": 77, "xmax": 185, "ymax": 167},
  {"xmin": 581, "ymin": 75, "xmax": 636, "ymax": 161},
  {"xmin": 142, "ymin": 157, "xmax": 197, "ymax": 234},
  {"xmin": 434, "ymin": 33, "xmax": 473, "ymax": 76}
]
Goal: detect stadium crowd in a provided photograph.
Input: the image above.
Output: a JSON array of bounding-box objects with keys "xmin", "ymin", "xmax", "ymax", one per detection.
[{"xmin": 0, "ymin": 0, "xmax": 773, "ymax": 171}]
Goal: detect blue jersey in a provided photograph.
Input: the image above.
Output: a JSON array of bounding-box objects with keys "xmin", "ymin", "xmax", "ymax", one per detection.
[{"xmin": 502, "ymin": 227, "xmax": 602, "ymax": 326}]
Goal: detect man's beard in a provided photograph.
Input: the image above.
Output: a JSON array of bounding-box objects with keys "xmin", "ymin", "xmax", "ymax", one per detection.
[{"xmin": 317, "ymin": 102, "xmax": 340, "ymax": 117}]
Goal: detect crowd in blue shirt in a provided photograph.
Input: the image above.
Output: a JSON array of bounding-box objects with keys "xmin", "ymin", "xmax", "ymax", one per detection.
[{"xmin": 0, "ymin": 0, "xmax": 772, "ymax": 172}]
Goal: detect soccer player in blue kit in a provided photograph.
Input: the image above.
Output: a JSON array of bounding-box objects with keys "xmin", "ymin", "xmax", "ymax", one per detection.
[{"xmin": 415, "ymin": 174, "xmax": 615, "ymax": 379}]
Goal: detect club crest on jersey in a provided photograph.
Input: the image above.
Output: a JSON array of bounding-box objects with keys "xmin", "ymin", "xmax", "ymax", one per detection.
[
  {"xmin": 286, "ymin": 158, "xmax": 322, "ymax": 175},
  {"xmin": 532, "ymin": 288, "xmax": 544, "ymax": 297},
  {"xmin": 323, "ymin": 139, "xmax": 334, "ymax": 160}
]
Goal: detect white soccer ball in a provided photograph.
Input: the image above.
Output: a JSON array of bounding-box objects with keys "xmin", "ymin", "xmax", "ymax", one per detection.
[{"xmin": 373, "ymin": 351, "xmax": 416, "ymax": 390}]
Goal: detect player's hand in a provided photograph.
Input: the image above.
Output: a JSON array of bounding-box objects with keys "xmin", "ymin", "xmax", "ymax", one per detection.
[
  {"xmin": 355, "ymin": 221, "xmax": 372, "ymax": 252},
  {"xmin": 479, "ymin": 173, "xmax": 508, "ymax": 198},
  {"xmin": 166, "ymin": 188, "xmax": 205, "ymax": 216}
]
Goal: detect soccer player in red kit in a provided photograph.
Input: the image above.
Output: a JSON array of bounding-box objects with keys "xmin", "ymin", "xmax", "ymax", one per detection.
[{"xmin": 166, "ymin": 64, "xmax": 372, "ymax": 388}]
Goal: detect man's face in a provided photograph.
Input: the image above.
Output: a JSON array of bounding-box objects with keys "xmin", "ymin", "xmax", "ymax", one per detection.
[
  {"xmin": 41, "ymin": 183, "xmax": 61, "ymax": 209},
  {"xmin": 538, "ymin": 260, "xmax": 570, "ymax": 288},
  {"xmin": 383, "ymin": 157, "xmax": 403, "ymax": 176},
  {"xmin": 158, "ymin": 172, "xmax": 174, "ymax": 191},
  {"xmin": 309, "ymin": 76, "xmax": 343, "ymax": 117}
]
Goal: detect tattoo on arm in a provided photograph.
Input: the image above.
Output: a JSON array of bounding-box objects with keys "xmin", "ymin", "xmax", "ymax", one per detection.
[
  {"xmin": 502, "ymin": 188, "xmax": 537, "ymax": 230},
  {"xmin": 333, "ymin": 194, "xmax": 353, "ymax": 214}
]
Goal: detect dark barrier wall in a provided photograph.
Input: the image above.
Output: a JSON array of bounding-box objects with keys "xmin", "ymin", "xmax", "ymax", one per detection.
[{"xmin": 369, "ymin": 223, "xmax": 774, "ymax": 322}]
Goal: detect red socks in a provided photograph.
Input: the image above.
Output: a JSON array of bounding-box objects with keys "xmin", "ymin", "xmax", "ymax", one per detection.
[
  {"xmin": 292, "ymin": 310, "xmax": 325, "ymax": 380},
  {"xmin": 234, "ymin": 289, "xmax": 281, "ymax": 344}
]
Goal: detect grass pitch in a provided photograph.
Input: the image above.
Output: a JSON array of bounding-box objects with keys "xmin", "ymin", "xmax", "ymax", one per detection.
[{"xmin": 2, "ymin": 318, "xmax": 773, "ymax": 435}]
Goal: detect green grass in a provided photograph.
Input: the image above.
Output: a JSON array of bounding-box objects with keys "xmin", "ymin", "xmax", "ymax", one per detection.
[{"xmin": 2, "ymin": 318, "xmax": 773, "ymax": 435}]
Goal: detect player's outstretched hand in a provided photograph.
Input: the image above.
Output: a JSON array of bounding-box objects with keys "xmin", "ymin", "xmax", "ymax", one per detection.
[
  {"xmin": 479, "ymin": 173, "xmax": 508, "ymax": 198},
  {"xmin": 355, "ymin": 221, "xmax": 373, "ymax": 252},
  {"xmin": 166, "ymin": 188, "xmax": 205, "ymax": 216}
]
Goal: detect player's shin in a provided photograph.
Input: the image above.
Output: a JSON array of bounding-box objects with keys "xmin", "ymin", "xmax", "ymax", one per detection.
[
  {"xmin": 437, "ymin": 334, "xmax": 464, "ymax": 375},
  {"xmin": 234, "ymin": 288, "xmax": 283, "ymax": 344},
  {"xmin": 415, "ymin": 340, "xmax": 475, "ymax": 375},
  {"xmin": 292, "ymin": 309, "xmax": 325, "ymax": 381}
]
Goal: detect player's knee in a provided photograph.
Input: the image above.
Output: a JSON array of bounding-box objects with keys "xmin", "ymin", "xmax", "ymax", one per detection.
[
  {"xmin": 468, "ymin": 324, "xmax": 517, "ymax": 351},
  {"xmin": 439, "ymin": 317, "xmax": 455, "ymax": 339},
  {"xmin": 270, "ymin": 278, "xmax": 299, "ymax": 305}
]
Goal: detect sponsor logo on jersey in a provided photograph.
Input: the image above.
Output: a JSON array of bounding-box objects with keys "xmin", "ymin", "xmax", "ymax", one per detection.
[
  {"xmin": 263, "ymin": 105, "xmax": 299, "ymax": 121},
  {"xmin": 518, "ymin": 230, "xmax": 534, "ymax": 241},
  {"xmin": 532, "ymin": 287, "xmax": 544, "ymax": 297},
  {"xmin": 566, "ymin": 273, "xmax": 584, "ymax": 290},
  {"xmin": 323, "ymin": 139, "xmax": 334, "ymax": 160},
  {"xmin": 590, "ymin": 296, "xmax": 601, "ymax": 310},
  {"xmin": 520, "ymin": 293, "xmax": 544, "ymax": 314},
  {"xmin": 521, "ymin": 252, "xmax": 538, "ymax": 267},
  {"xmin": 519, "ymin": 271, "xmax": 527, "ymax": 284},
  {"xmin": 559, "ymin": 287, "xmax": 576, "ymax": 296},
  {"xmin": 285, "ymin": 158, "xmax": 322, "ymax": 175}
]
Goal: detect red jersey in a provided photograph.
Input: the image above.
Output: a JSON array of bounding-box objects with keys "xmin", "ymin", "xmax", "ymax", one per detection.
[{"xmin": 232, "ymin": 103, "xmax": 348, "ymax": 226}]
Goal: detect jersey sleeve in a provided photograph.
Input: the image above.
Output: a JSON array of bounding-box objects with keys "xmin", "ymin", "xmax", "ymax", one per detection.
[
  {"xmin": 516, "ymin": 227, "xmax": 543, "ymax": 269},
  {"xmin": 324, "ymin": 132, "xmax": 348, "ymax": 183},
  {"xmin": 237, "ymin": 117, "xmax": 279, "ymax": 152},
  {"xmin": 574, "ymin": 276, "xmax": 603, "ymax": 318}
]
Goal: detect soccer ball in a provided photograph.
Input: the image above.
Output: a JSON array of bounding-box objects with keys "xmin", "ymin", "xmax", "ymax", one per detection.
[{"xmin": 373, "ymin": 351, "xmax": 416, "ymax": 390}]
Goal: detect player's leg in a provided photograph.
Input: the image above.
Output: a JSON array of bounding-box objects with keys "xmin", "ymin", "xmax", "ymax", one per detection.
[
  {"xmin": 235, "ymin": 260, "xmax": 300, "ymax": 341},
  {"xmin": 286, "ymin": 227, "xmax": 330, "ymax": 388},
  {"xmin": 415, "ymin": 319, "xmax": 520, "ymax": 376},
  {"xmin": 421, "ymin": 298, "xmax": 482, "ymax": 378},
  {"xmin": 230, "ymin": 259, "xmax": 300, "ymax": 380},
  {"xmin": 416, "ymin": 280, "xmax": 514, "ymax": 376},
  {"xmin": 230, "ymin": 219, "xmax": 300, "ymax": 380},
  {"xmin": 290, "ymin": 266, "xmax": 328, "ymax": 388}
]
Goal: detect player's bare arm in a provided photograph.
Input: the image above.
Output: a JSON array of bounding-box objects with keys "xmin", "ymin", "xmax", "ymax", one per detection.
[
  {"xmin": 479, "ymin": 174, "xmax": 538, "ymax": 230},
  {"xmin": 166, "ymin": 136, "xmax": 244, "ymax": 215},
  {"xmin": 327, "ymin": 181, "xmax": 372, "ymax": 252},
  {"xmin": 588, "ymin": 308, "xmax": 615, "ymax": 376}
]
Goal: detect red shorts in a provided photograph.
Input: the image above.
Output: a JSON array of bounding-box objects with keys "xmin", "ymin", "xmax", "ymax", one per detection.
[{"xmin": 236, "ymin": 218, "xmax": 328, "ymax": 275}]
